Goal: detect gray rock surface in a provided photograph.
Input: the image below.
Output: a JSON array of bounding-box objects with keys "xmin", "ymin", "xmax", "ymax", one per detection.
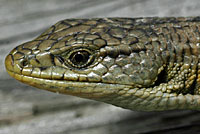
[{"xmin": 1, "ymin": 0, "xmax": 200, "ymax": 133}]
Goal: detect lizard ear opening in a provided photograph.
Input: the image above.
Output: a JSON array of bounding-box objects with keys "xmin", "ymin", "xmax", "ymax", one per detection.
[{"xmin": 153, "ymin": 68, "xmax": 168, "ymax": 86}]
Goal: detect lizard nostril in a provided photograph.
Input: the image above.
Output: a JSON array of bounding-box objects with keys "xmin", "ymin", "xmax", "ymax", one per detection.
[{"xmin": 20, "ymin": 59, "xmax": 29, "ymax": 67}]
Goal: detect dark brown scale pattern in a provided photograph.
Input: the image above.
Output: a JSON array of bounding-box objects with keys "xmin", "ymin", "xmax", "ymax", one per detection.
[{"xmin": 5, "ymin": 17, "xmax": 200, "ymax": 111}]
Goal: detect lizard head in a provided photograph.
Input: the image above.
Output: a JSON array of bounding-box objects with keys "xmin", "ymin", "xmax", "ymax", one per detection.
[{"xmin": 5, "ymin": 18, "xmax": 143, "ymax": 100}]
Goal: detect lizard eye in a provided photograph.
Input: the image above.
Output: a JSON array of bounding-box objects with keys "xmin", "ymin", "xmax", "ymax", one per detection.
[{"xmin": 66, "ymin": 48, "xmax": 94, "ymax": 68}]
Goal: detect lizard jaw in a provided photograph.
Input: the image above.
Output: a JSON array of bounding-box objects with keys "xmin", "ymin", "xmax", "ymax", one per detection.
[{"xmin": 6, "ymin": 69, "xmax": 132, "ymax": 99}]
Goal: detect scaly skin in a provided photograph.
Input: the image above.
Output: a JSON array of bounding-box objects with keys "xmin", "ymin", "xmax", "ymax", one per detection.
[{"xmin": 5, "ymin": 17, "xmax": 200, "ymax": 111}]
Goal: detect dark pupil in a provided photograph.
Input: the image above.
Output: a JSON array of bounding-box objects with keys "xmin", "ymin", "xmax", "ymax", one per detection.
[{"xmin": 71, "ymin": 51, "xmax": 89, "ymax": 65}]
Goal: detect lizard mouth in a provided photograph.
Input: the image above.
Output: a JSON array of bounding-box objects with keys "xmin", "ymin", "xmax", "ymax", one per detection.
[{"xmin": 6, "ymin": 69, "xmax": 131, "ymax": 98}]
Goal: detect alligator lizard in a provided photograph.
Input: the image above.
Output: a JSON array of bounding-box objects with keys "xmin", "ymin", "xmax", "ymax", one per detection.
[{"xmin": 5, "ymin": 17, "xmax": 200, "ymax": 111}]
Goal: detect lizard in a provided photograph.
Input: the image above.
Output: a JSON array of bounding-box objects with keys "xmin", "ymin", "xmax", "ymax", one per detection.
[{"xmin": 5, "ymin": 17, "xmax": 200, "ymax": 111}]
